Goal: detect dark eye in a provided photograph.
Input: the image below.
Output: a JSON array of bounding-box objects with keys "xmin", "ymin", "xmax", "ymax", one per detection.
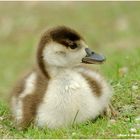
[{"xmin": 69, "ymin": 43, "xmax": 77, "ymax": 49}]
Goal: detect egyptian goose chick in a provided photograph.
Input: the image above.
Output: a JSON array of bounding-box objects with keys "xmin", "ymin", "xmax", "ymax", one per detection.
[{"xmin": 10, "ymin": 26, "xmax": 113, "ymax": 129}]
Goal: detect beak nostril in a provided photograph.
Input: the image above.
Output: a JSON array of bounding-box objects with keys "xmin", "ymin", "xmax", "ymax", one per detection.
[{"xmin": 85, "ymin": 48, "xmax": 92, "ymax": 56}]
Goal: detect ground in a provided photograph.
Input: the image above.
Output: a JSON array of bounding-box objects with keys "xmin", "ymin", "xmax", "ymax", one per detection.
[{"xmin": 0, "ymin": 2, "xmax": 140, "ymax": 139}]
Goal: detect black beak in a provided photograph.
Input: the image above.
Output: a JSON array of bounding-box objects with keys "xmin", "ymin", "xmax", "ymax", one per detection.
[{"xmin": 82, "ymin": 48, "xmax": 106, "ymax": 64}]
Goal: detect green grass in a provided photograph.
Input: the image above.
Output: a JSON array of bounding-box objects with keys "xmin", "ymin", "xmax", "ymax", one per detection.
[{"xmin": 0, "ymin": 1, "xmax": 140, "ymax": 139}]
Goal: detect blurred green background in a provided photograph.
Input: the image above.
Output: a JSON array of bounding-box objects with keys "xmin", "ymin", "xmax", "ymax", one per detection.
[
  {"xmin": 0, "ymin": 1, "xmax": 140, "ymax": 100},
  {"xmin": 0, "ymin": 2, "xmax": 140, "ymax": 138}
]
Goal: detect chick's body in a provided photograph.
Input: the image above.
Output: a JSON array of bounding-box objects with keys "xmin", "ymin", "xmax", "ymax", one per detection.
[{"xmin": 10, "ymin": 26, "xmax": 112, "ymax": 129}]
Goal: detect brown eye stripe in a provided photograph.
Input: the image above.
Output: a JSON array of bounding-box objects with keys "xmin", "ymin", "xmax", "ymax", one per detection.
[
  {"xmin": 59, "ymin": 40, "xmax": 69, "ymax": 47},
  {"xmin": 59, "ymin": 40, "xmax": 78, "ymax": 49}
]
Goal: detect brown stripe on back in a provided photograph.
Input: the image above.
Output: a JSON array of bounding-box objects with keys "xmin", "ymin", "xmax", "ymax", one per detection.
[
  {"xmin": 10, "ymin": 71, "xmax": 33, "ymax": 98},
  {"xmin": 81, "ymin": 73, "xmax": 102, "ymax": 97},
  {"xmin": 19, "ymin": 72, "xmax": 49, "ymax": 129},
  {"xmin": 36, "ymin": 31, "xmax": 51, "ymax": 79}
]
